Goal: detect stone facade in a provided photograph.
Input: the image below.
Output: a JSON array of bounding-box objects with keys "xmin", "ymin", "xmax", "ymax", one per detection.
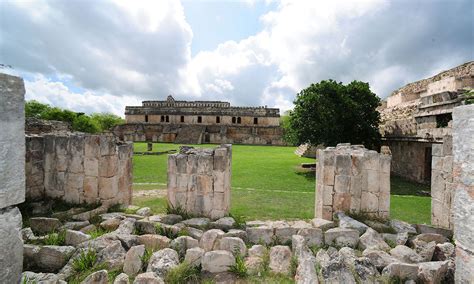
[
  {"xmin": 167, "ymin": 145, "xmax": 231, "ymax": 219},
  {"xmin": 431, "ymin": 135, "xmax": 454, "ymax": 229},
  {"xmin": 315, "ymin": 144, "xmax": 391, "ymax": 221},
  {"xmin": 114, "ymin": 95, "xmax": 284, "ymax": 145},
  {"xmin": 0, "ymin": 73, "xmax": 25, "ymax": 283},
  {"xmin": 452, "ymin": 105, "xmax": 474, "ymax": 282},
  {"xmin": 380, "ymin": 61, "xmax": 473, "ymax": 183},
  {"xmin": 25, "ymin": 133, "xmax": 133, "ymax": 207}
]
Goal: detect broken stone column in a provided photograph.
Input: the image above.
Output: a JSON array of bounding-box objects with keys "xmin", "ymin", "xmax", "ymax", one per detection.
[
  {"xmin": 167, "ymin": 145, "xmax": 231, "ymax": 219},
  {"xmin": 147, "ymin": 142, "xmax": 153, "ymax": 151},
  {"xmin": 0, "ymin": 73, "xmax": 25, "ymax": 283},
  {"xmin": 431, "ymin": 135, "xmax": 454, "ymax": 229},
  {"xmin": 315, "ymin": 144, "xmax": 391, "ymax": 220},
  {"xmin": 452, "ymin": 104, "xmax": 474, "ymax": 282}
]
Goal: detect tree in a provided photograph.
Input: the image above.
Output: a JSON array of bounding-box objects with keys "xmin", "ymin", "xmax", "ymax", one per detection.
[
  {"xmin": 25, "ymin": 100, "xmax": 52, "ymax": 118},
  {"xmin": 91, "ymin": 113, "xmax": 125, "ymax": 131},
  {"xmin": 286, "ymin": 80, "xmax": 381, "ymax": 149},
  {"xmin": 72, "ymin": 115, "xmax": 100, "ymax": 133}
]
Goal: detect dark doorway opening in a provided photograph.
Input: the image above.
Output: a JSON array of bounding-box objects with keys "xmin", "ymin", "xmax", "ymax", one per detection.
[{"xmin": 424, "ymin": 147, "xmax": 432, "ymax": 183}]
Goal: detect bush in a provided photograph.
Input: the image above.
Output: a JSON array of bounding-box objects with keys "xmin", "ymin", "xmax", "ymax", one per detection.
[{"xmin": 229, "ymin": 248, "xmax": 248, "ymax": 278}]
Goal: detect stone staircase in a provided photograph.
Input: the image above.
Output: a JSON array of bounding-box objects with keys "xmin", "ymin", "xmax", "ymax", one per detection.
[
  {"xmin": 295, "ymin": 143, "xmax": 317, "ymax": 158},
  {"xmin": 174, "ymin": 125, "xmax": 205, "ymax": 144}
]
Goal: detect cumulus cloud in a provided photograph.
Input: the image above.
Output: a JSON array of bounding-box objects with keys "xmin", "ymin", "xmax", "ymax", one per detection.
[
  {"xmin": 189, "ymin": 0, "xmax": 473, "ymax": 111},
  {"xmin": 0, "ymin": 0, "xmax": 472, "ymax": 114}
]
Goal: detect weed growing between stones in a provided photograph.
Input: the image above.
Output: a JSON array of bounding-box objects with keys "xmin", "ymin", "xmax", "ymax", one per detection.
[
  {"xmin": 72, "ymin": 248, "xmax": 97, "ymax": 272},
  {"xmin": 43, "ymin": 230, "xmax": 66, "ymax": 245},
  {"xmin": 166, "ymin": 203, "xmax": 195, "ymax": 220},
  {"xmin": 228, "ymin": 213, "xmax": 246, "ymax": 229},
  {"xmin": 88, "ymin": 227, "xmax": 110, "ymax": 239},
  {"xmin": 385, "ymin": 238, "xmax": 397, "ymax": 248},
  {"xmin": 140, "ymin": 248, "xmax": 154, "ymax": 272},
  {"xmin": 229, "ymin": 248, "xmax": 248, "ymax": 278},
  {"xmin": 290, "ymin": 255, "xmax": 298, "ymax": 277},
  {"xmin": 165, "ymin": 261, "xmax": 200, "ymax": 284}
]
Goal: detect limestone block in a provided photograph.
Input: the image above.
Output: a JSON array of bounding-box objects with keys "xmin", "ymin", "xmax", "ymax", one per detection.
[
  {"xmin": 364, "ymin": 151, "xmax": 380, "ymax": 170},
  {"xmin": 432, "ymin": 143, "xmax": 443, "ymax": 157},
  {"xmin": 269, "ymin": 246, "xmax": 292, "ymax": 274},
  {"xmin": 99, "ymin": 176, "xmax": 119, "ymax": 200},
  {"xmin": 186, "ymin": 154, "xmax": 198, "ymax": 174},
  {"xmin": 333, "ymin": 192, "xmax": 351, "ymax": 212},
  {"xmin": 176, "ymin": 154, "xmax": 188, "ymax": 174},
  {"xmin": 432, "ymin": 156, "xmax": 444, "ymax": 171},
  {"xmin": 64, "ymin": 173, "xmax": 84, "ymax": 204},
  {"xmin": 380, "ymin": 155, "xmax": 391, "ymax": 174},
  {"xmin": 367, "ymin": 170, "xmax": 380, "ymax": 193},
  {"xmin": 197, "ymin": 155, "xmax": 213, "ymax": 174},
  {"xmin": 334, "ymin": 175, "xmax": 351, "ymax": 193},
  {"xmin": 84, "ymin": 157, "xmax": 99, "ymax": 176},
  {"xmin": 167, "ymin": 154, "xmax": 177, "ymax": 174},
  {"xmin": 324, "ymin": 227, "xmax": 359, "ymax": 248},
  {"xmin": 99, "ymin": 135, "xmax": 116, "ymax": 156},
  {"xmin": 84, "ymin": 135, "xmax": 100, "ymax": 157},
  {"xmin": 361, "ymin": 191, "xmax": 379, "ymax": 213},
  {"xmin": 99, "ymin": 155, "xmax": 118, "ymax": 177},
  {"xmin": 322, "ymin": 185, "xmax": 334, "ymax": 206},
  {"xmin": 442, "ymin": 155, "xmax": 453, "ymax": 173},
  {"xmin": 83, "ymin": 176, "xmax": 99, "ymax": 203},
  {"xmin": 0, "ymin": 206, "xmax": 23, "ymax": 283},
  {"xmin": 335, "ymin": 154, "xmax": 351, "ymax": 175},
  {"xmin": 201, "ymin": 250, "xmax": 235, "ymax": 273}
]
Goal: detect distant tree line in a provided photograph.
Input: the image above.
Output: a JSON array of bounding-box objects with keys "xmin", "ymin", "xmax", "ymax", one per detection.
[
  {"xmin": 25, "ymin": 100, "xmax": 125, "ymax": 133},
  {"xmin": 284, "ymin": 80, "xmax": 381, "ymax": 149}
]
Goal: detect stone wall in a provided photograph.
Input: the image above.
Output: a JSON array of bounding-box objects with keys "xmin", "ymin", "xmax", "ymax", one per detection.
[
  {"xmin": 0, "ymin": 73, "xmax": 25, "ymax": 283},
  {"xmin": 25, "ymin": 133, "xmax": 133, "ymax": 207},
  {"xmin": 452, "ymin": 104, "xmax": 474, "ymax": 282},
  {"xmin": 113, "ymin": 123, "xmax": 285, "ymax": 145},
  {"xmin": 382, "ymin": 139, "xmax": 432, "ymax": 184},
  {"xmin": 315, "ymin": 144, "xmax": 391, "ymax": 221},
  {"xmin": 167, "ymin": 145, "xmax": 231, "ymax": 219},
  {"xmin": 431, "ymin": 135, "xmax": 454, "ymax": 229}
]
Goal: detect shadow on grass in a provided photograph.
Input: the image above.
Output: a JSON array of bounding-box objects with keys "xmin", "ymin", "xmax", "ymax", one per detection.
[
  {"xmin": 295, "ymin": 169, "xmax": 316, "ymax": 182},
  {"xmin": 391, "ymin": 176, "xmax": 431, "ymax": 196}
]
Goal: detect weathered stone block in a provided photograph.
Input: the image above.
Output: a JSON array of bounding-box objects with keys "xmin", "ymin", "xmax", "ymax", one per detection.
[
  {"xmin": 0, "ymin": 206, "xmax": 23, "ymax": 283},
  {"xmin": 84, "ymin": 157, "xmax": 99, "ymax": 176},
  {"xmin": 99, "ymin": 155, "xmax": 118, "ymax": 177}
]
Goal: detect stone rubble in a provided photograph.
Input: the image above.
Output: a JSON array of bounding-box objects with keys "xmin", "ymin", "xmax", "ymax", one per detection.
[{"xmin": 19, "ymin": 206, "xmax": 458, "ymax": 283}]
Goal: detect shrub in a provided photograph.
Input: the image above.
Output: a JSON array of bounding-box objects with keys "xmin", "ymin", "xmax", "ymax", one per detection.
[
  {"xmin": 141, "ymin": 248, "xmax": 154, "ymax": 272},
  {"xmin": 165, "ymin": 261, "xmax": 200, "ymax": 284},
  {"xmin": 290, "ymin": 256, "xmax": 298, "ymax": 277},
  {"xmin": 72, "ymin": 249, "xmax": 97, "ymax": 272},
  {"xmin": 89, "ymin": 228, "xmax": 109, "ymax": 239},
  {"xmin": 166, "ymin": 203, "xmax": 195, "ymax": 220}
]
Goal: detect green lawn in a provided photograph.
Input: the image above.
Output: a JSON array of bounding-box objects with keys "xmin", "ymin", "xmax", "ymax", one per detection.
[{"xmin": 132, "ymin": 142, "xmax": 431, "ymax": 224}]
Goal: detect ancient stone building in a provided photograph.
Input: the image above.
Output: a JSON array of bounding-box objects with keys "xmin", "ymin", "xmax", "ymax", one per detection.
[
  {"xmin": 113, "ymin": 95, "xmax": 284, "ymax": 145},
  {"xmin": 379, "ymin": 61, "xmax": 473, "ymax": 183}
]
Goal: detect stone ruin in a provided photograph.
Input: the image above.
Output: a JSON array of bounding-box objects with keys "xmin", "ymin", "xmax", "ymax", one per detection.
[
  {"xmin": 315, "ymin": 144, "xmax": 391, "ymax": 220},
  {"xmin": 167, "ymin": 145, "xmax": 231, "ymax": 219},
  {"xmin": 1, "ymin": 72, "xmax": 473, "ymax": 283},
  {"xmin": 25, "ymin": 133, "xmax": 133, "ymax": 207},
  {"xmin": 0, "ymin": 73, "xmax": 25, "ymax": 283},
  {"xmin": 431, "ymin": 135, "xmax": 454, "ymax": 229}
]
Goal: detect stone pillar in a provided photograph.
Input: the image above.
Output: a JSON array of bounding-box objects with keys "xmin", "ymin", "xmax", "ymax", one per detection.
[
  {"xmin": 431, "ymin": 135, "xmax": 454, "ymax": 229},
  {"xmin": 452, "ymin": 104, "xmax": 474, "ymax": 282},
  {"xmin": 147, "ymin": 142, "xmax": 153, "ymax": 151},
  {"xmin": 167, "ymin": 145, "xmax": 231, "ymax": 219},
  {"xmin": 0, "ymin": 73, "xmax": 25, "ymax": 283},
  {"xmin": 315, "ymin": 144, "xmax": 391, "ymax": 220}
]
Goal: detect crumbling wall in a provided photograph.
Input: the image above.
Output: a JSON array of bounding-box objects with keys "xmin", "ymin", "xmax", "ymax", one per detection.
[
  {"xmin": 315, "ymin": 144, "xmax": 391, "ymax": 221},
  {"xmin": 452, "ymin": 104, "xmax": 474, "ymax": 282},
  {"xmin": 431, "ymin": 135, "xmax": 454, "ymax": 229},
  {"xmin": 25, "ymin": 133, "xmax": 133, "ymax": 207},
  {"xmin": 0, "ymin": 73, "xmax": 25, "ymax": 283},
  {"xmin": 167, "ymin": 145, "xmax": 231, "ymax": 219}
]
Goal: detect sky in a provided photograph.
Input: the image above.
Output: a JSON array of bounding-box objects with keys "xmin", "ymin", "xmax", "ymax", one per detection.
[{"xmin": 0, "ymin": 0, "xmax": 473, "ymax": 117}]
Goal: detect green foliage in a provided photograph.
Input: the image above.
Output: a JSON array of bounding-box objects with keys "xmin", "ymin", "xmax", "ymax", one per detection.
[
  {"xmin": 165, "ymin": 261, "xmax": 200, "ymax": 284},
  {"xmin": 229, "ymin": 213, "xmax": 246, "ymax": 229},
  {"xmin": 43, "ymin": 230, "xmax": 66, "ymax": 245},
  {"xmin": 229, "ymin": 249, "xmax": 248, "ymax": 278},
  {"xmin": 140, "ymin": 249, "xmax": 154, "ymax": 272},
  {"xmin": 166, "ymin": 203, "xmax": 195, "ymax": 220},
  {"xmin": 24, "ymin": 100, "xmax": 123, "ymax": 133},
  {"xmin": 72, "ymin": 248, "xmax": 97, "ymax": 272},
  {"xmin": 290, "ymin": 256, "xmax": 298, "ymax": 277},
  {"xmin": 89, "ymin": 228, "xmax": 109, "ymax": 239},
  {"xmin": 154, "ymin": 223, "xmax": 188, "ymax": 239},
  {"xmin": 91, "ymin": 113, "xmax": 124, "ymax": 131},
  {"xmin": 286, "ymin": 80, "xmax": 381, "ymax": 149},
  {"xmin": 385, "ymin": 239, "xmax": 397, "ymax": 248}
]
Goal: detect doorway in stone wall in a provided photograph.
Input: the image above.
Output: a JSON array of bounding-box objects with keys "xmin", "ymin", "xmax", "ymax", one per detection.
[{"xmin": 424, "ymin": 146, "xmax": 432, "ymax": 183}]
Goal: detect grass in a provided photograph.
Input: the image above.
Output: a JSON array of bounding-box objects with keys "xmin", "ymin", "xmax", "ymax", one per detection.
[
  {"xmin": 132, "ymin": 142, "xmax": 431, "ymax": 224},
  {"xmin": 165, "ymin": 262, "xmax": 200, "ymax": 284}
]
